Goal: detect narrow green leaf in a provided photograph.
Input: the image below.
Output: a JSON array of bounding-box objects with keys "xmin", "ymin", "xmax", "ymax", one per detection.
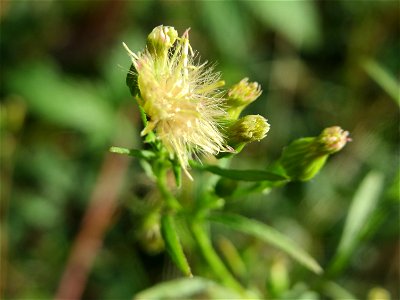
[
  {"xmin": 363, "ymin": 59, "xmax": 400, "ymax": 105},
  {"xmin": 209, "ymin": 213, "xmax": 323, "ymax": 274},
  {"xmin": 134, "ymin": 277, "xmax": 242, "ymax": 300},
  {"xmin": 190, "ymin": 221, "xmax": 245, "ymax": 294},
  {"xmin": 161, "ymin": 214, "xmax": 192, "ymax": 277},
  {"xmin": 190, "ymin": 161, "xmax": 288, "ymax": 182},
  {"xmin": 109, "ymin": 146, "xmax": 155, "ymax": 160},
  {"xmin": 322, "ymin": 281, "xmax": 358, "ymax": 300},
  {"xmin": 329, "ymin": 171, "xmax": 384, "ymax": 274}
]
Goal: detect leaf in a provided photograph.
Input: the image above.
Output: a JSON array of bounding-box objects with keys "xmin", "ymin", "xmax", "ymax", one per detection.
[
  {"xmin": 109, "ymin": 146, "xmax": 155, "ymax": 160},
  {"xmin": 208, "ymin": 213, "xmax": 323, "ymax": 274},
  {"xmin": 329, "ymin": 171, "xmax": 384, "ymax": 274},
  {"xmin": 134, "ymin": 277, "xmax": 242, "ymax": 300},
  {"xmin": 161, "ymin": 214, "xmax": 192, "ymax": 277},
  {"xmin": 363, "ymin": 59, "xmax": 400, "ymax": 105},
  {"xmin": 190, "ymin": 161, "xmax": 288, "ymax": 182}
]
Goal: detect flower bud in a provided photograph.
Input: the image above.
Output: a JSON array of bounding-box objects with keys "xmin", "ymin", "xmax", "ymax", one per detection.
[
  {"xmin": 137, "ymin": 212, "xmax": 165, "ymax": 254},
  {"xmin": 317, "ymin": 126, "xmax": 350, "ymax": 154},
  {"xmin": 280, "ymin": 126, "xmax": 350, "ymax": 181},
  {"xmin": 225, "ymin": 115, "xmax": 270, "ymax": 153},
  {"xmin": 226, "ymin": 78, "xmax": 262, "ymax": 119},
  {"xmin": 146, "ymin": 25, "xmax": 178, "ymax": 57}
]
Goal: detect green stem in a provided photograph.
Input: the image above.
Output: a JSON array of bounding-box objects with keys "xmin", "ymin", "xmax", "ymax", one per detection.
[
  {"xmin": 190, "ymin": 221, "xmax": 245, "ymax": 294},
  {"xmin": 155, "ymin": 166, "xmax": 182, "ymax": 211}
]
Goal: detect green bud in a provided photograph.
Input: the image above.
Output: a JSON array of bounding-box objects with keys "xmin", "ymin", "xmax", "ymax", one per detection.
[
  {"xmin": 226, "ymin": 78, "xmax": 262, "ymax": 119},
  {"xmin": 280, "ymin": 126, "xmax": 350, "ymax": 181},
  {"xmin": 146, "ymin": 25, "xmax": 178, "ymax": 57},
  {"xmin": 215, "ymin": 177, "xmax": 239, "ymax": 198},
  {"xmin": 137, "ymin": 212, "xmax": 165, "ymax": 254},
  {"xmin": 227, "ymin": 115, "xmax": 270, "ymax": 150}
]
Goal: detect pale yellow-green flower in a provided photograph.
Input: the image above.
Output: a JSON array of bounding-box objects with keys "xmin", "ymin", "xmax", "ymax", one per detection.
[{"xmin": 123, "ymin": 26, "xmax": 232, "ymax": 179}]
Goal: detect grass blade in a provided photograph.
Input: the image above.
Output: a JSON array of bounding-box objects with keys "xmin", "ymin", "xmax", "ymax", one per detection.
[
  {"xmin": 363, "ymin": 59, "xmax": 400, "ymax": 105},
  {"xmin": 329, "ymin": 171, "xmax": 384, "ymax": 274}
]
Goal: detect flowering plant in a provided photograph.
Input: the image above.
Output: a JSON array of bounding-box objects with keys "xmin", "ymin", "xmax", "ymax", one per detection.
[{"xmin": 111, "ymin": 25, "xmax": 350, "ymax": 299}]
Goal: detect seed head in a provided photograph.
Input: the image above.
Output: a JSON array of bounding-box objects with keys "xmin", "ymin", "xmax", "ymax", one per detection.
[{"xmin": 123, "ymin": 26, "xmax": 231, "ymax": 179}]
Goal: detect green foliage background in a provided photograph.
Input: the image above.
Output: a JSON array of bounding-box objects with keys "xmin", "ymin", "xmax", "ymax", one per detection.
[{"xmin": 1, "ymin": 1, "xmax": 399, "ymax": 299}]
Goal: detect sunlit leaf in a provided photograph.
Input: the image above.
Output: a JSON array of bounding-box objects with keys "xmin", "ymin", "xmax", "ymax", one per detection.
[{"xmin": 209, "ymin": 213, "xmax": 323, "ymax": 274}]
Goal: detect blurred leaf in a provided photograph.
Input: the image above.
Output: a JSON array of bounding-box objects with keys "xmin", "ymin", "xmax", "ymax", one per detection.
[
  {"xmin": 190, "ymin": 161, "xmax": 288, "ymax": 182},
  {"xmin": 109, "ymin": 146, "xmax": 155, "ymax": 160},
  {"xmin": 199, "ymin": 1, "xmax": 249, "ymax": 61},
  {"xmin": 363, "ymin": 59, "xmax": 400, "ymax": 105},
  {"xmin": 209, "ymin": 213, "xmax": 323, "ymax": 275},
  {"xmin": 134, "ymin": 276, "xmax": 242, "ymax": 300},
  {"xmin": 244, "ymin": 1, "xmax": 321, "ymax": 49},
  {"xmin": 7, "ymin": 61, "xmax": 115, "ymax": 144},
  {"xmin": 217, "ymin": 236, "xmax": 247, "ymax": 280},
  {"xmin": 281, "ymin": 282, "xmax": 320, "ymax": 300},
  {"xmin": 190, "ymin": 221, "xmax": 245, "ymax": 293},
  {"xmin": 161, "ymin": 214, "xmax": 192, "ymax": 277},
  {"xmin": 322, "ymin": 281, "xmax": 358, "ymax": 300},
  {"xmin": 329, "ymin": 171, "xmax": 384, "ymax": 274}
]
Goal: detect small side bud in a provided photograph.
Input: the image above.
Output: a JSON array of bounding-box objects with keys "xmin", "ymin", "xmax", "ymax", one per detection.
[
  {"xmin": 137, "ymin": 212, "xmax": 165, "ymax": 254},
  {"xmin": 317, "ymin": 126, "xmax": 350, "ymax": 154},
  {"xmin": 280, "ymin": 126, "xmax": 350, "ymax": 181},
  {"xmin": 146, "ymin": 25, "xmax": 178, "ymax": 57},
  {"xmin": 226, "ymin": 78, "xmax": 262, "ymax": 119},
  {"xmin": 225, "ymin": 115, "xmax": 270, "ymax": 154}
]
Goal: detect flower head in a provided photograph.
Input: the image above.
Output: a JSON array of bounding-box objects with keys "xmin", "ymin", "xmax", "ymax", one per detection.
[{"xmin": 123, "ymin": 26, "xmax": 231, "ymax": 178}]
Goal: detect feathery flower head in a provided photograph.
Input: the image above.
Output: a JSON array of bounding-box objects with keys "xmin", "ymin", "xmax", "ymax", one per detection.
[{"xmin": 123, "ymin": 25, "xmax": 231, "ymax": 178}]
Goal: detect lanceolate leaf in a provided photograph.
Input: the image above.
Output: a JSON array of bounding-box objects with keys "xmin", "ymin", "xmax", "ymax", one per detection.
[
  {"xmin": 190, "ymin": 161, "xmax": 288, "ymax": 182},
  {"xmin": 161, "ymin": 214, "xmax": 192, "ymax": 277},
  {"xmin": 109, "ymin": 146, "xmax": 155, "ymax": 160},
  {"xmin": 208, "ymin": 213, "xmax": 323, "ymax": 275}
]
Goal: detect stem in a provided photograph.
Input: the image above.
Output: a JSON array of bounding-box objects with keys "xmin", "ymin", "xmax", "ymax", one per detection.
[
  {"xmin": 155, "ymin": 166, "xmax": 182, "ymax": 211},
  {"xmin": 190, "ymin": 221, "xmax": 246, "ymax": 295}
]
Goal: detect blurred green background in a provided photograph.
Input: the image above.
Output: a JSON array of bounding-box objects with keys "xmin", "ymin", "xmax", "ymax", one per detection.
[{"xmin": 1, "ymin": 1, "xmax": 399, "ymax": 299}]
